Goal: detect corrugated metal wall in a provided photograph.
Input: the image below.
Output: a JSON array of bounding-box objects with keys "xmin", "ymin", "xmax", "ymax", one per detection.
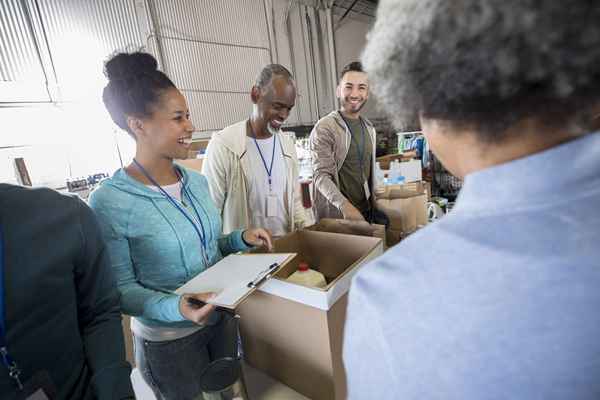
[
  {"xmin": 144, "ymin": 0, "xmax": 337, "ymax": 133},
  {"xmin": 0, "ymin": 0, "xmax": 50, "ymax": 102},
  {"xmin": 269, "ymin": 1, "xmax": 336, "ymax": 125},
  {"xmin": 0, "ymin": 0, "xmax": 144, "ymax": 103},
  {"xmin": 0, "ymin": 0, "xmax": 383, "ymax": 185},
  {"xmin": 152, "ymin": 0, "xmax": 272, "ymax": 48},
  {"xmin": 145, "ymin": 0, "xmax": 272, "ymax": 133},
  {"xmin": 0, "ymin": 0, "xmax": 146, "ymax": 185},
  {"xmin": 1, "ymin": 0, "xmax": 357, "ymax": 128},
  {"xmin": 36, "ymin": 0, "xmax": 144, "ymax": 101}
]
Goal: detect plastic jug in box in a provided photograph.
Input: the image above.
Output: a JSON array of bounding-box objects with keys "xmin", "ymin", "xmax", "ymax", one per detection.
[{"xmin": 286, "ymin": 262, "xmax": 327, "ymax": 288}]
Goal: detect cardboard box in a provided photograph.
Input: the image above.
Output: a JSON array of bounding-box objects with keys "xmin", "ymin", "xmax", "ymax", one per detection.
[
  {"xmin": 376, "ymin": 151, "xmax": 415, "ymax": 170},
  {"xmin": 305, "ymin": 218, "xmax": 386, "ymax": 247},
  {"xmin": 423, "ymin": 181, "xmax": 432, "ymax": 201},
  {"xmin": 175, "ymin": 138, "xmax": 209, "ymax": 171},
  {"xmin": 376, "ymin": 182, "xmax": 428, "ymax": 247},
  {"xmin": 379, "ymin": 158, "xmax": 422, "ymax": 183},
  {"xmin": 238, "ymin": 230, "xmax": 384, "ymax": 400},
  {"xmin": 397, "ymin": 158, "xmax": 422, "ymax": 183},
  {"xmin": 376, "ymin": 194, "xmax": 427, "ymax": 232},
  {"xmin": 377, "ymin": 195, "xmax": 427, "ymax": 245},
  {"xmin": 385, "ymin": 227, "xmax": 418, "ymax": 247},
  {"xmin": 376, "ymin": 181, "xmax": 428, "ymax": 199}
]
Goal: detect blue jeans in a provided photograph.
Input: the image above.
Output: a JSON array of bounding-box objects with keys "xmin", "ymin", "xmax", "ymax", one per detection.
[{"xmin": 134, "ymin": 314, "xmax": 224, "ymax": 400}]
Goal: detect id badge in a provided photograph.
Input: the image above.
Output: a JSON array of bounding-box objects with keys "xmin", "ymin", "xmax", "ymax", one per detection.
[
  {"xmin": 12, "ymin": 371, "xmax": 57, "ymax": 400},
  {"xmin": 363, "ymin": 181, "xmax": 371, "ymax": 200},
  {"xmin": 266, "ymin": 194, "xmax": 278, "ymax": 217}
]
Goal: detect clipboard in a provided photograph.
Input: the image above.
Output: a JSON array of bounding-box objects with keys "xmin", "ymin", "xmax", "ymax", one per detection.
[{"xmin": 175, "ymin": 253, "xmax": 296, "ymax": 309}]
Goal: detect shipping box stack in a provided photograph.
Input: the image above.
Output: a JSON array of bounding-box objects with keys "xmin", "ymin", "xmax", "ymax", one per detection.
[
  {"xmin": 175, "ymin": 139, "xmax": 209, "ymax": 172},
  {"xmin": 376, "ymin": 181, "xmax": 429, "ymax": 247},
  {"xmin": 376, "ymin": 150, "xmax": 416, "ymax": 170},
  {"xmin": 238, "ymin": 230, "xmax": 384, "ymax": 400}
]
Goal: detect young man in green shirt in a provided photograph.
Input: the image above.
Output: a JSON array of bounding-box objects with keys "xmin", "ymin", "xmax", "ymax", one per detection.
[{"xmin": 310, "ymin": 61, "xmax": 383, "ymax": 223}]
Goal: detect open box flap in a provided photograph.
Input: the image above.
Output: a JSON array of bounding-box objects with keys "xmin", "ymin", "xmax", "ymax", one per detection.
[{"xmin": 259, "ymin": 234, "xmax": 383, "ymax": 310}]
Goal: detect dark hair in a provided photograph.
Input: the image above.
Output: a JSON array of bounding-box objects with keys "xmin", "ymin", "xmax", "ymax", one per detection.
[
  {"xmin": 254, "ymin": 64, "xmax": 293, "ymax": 90},
  {"xmin": 340, "ymin": 61, "xmax": 364, "ymax": 80},
  {"xmin": 363, "ymin": 0, "xmax": 600, "ymax": 140},
  {"xmin": 102, "ymin": 52, "xmax": 176, "ymax": 134}
]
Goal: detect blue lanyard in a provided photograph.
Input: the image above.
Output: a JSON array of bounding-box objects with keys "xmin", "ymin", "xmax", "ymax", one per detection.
[
  {"xmin": 252, "ymin": 130, "xmax": 277, "ymax": 191},
  {"xmin": 132, "ymin": 159, "xmax": 209, "ymax": 265},
  {"xmin": 0, "ymin": 225, "xmax": 23, "ymax": 390},
  {"xmin": 339, "ymin": 112, "xmax": 367, "ymax": 181}
]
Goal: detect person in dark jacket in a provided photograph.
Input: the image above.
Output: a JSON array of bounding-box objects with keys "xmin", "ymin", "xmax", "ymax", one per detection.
[{"xmin": 0, "ymin": 183, "xmax": 134, "ymax": 399}]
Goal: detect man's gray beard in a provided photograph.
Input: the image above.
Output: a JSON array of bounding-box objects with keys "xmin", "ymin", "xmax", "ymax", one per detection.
[{"xmin": 267, "ymin": 122, "xmax": 280, "ymax": 135}]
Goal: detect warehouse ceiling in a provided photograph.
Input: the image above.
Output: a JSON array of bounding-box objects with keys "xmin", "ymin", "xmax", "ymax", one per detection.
[{"xmin": 333, "ymin": 0, "xmax": 377, "ymax": 20}]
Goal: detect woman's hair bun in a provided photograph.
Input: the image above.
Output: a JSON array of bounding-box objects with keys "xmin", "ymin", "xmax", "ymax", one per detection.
[
  {"xmin": 104, "ymin": 52, "xmax": 158, "ymax": 82},
  {"xmin": 102, "ymin": 51, "xmax": 175, "ymax": 134}
]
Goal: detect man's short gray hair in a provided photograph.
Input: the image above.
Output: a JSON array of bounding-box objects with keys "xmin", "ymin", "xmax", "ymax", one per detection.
[
  {"xmin": 363, "ymin": 0, "xmax": 600, "ymax": 139},
  {"xmin": 255, "ymin": 64, "xmax": 294, "ymax": 90}
]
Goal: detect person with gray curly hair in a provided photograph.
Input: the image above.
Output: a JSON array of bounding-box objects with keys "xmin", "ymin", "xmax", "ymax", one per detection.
[{"xmin": 343, "ymin": 0, "xmax": 600, "ymax": 398}]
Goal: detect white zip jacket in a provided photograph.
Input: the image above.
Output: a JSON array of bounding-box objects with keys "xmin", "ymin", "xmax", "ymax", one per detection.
[{"xmin": 202, "ymin": 120, "xmax": 307, "ymax": 235}]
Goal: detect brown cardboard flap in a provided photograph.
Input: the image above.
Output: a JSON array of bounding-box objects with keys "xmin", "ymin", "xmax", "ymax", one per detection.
[
  {"xmin": 306, "ymin": 218, "xmax": 386, "ymax": 243},
  {"xmin": 376, "ymin": 151, "xmax": 416, "ymax": 170},
  {"xmin": 284, "ymin": 231, "xmax": 376, "ymax": 283},
  {"xmin": 376, "ymin": 181, "xmax": 427, "ymax": 199},
  {"xmin": 253, "ymin": 230, "xmax": 381, "ymax": 287}
]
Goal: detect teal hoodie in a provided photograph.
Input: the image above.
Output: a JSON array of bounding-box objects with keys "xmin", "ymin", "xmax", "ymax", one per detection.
[{"xmin": 88, "ymin": 166, "xmax": 249, "ymax": 328}]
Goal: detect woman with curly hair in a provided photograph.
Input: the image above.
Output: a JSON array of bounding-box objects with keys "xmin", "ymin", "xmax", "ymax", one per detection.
[{"xmin": 344, "ymin": 0, "xmax": 600, "ymax": 398}]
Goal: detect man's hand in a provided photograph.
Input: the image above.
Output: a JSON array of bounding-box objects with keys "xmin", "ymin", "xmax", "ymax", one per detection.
[
  {"xmin": 179, "ymin": 292, "xmax": 217, "ymax": 324},
  {"xmin": 342, "ymin": 201, "xmax": 366, "ymax": 221},
  {"xmin": 243, "ymin": 228, "xmax": 274, "ymax": 251}
]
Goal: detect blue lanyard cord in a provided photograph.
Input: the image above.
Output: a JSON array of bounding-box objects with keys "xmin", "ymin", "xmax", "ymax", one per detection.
[
  {"xmin": 178, "ymin": 173, "xmax": 210, "ymax": 246},
  {"xmin": 339, "ymin": 112, "xmax": 368, "ymax": 181},
  {"xmin": 132, "ymin": 160, "xmax": 209, "ymax": 263},
  {"xmin": 252, "ymin": 130, "xmax": 277, "ymax": 190},
  {"xmin": 0, "ymin": 225, "xmax": 23, "ymax": 390}
]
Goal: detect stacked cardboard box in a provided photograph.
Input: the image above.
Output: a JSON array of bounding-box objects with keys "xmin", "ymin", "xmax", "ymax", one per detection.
[
  {"xmin": 175, "ymin": 139, "xmax": 209, "ymax": 172},
  {"xmin": 376, "ymin": 181, "xmax": 428, "ymax": 247},
  {"xmin": 376, "ymin": 151, "xmax": 416, "ymax": 170}
]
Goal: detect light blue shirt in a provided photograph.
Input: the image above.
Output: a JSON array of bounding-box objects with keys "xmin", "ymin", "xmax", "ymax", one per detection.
[
  {"xmin": 344, "ymin": 132, "xmax": 600, "ymax": 399},
  {"xmin": 89, "ymin": 166, "xmax": 250, "ymax": 328}
]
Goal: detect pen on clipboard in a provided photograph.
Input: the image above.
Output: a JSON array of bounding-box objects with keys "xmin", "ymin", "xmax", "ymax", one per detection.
[
  {"xmin": 247, "ymin": 263, "xmax": 279, "ymax": 288},
  {"xmin": 186, "ymin": 297, "xmax": 206, "ymax": 308},
  {"xmin": 154, "ymin": 287, "xmax": 215, "ymax": 310}
]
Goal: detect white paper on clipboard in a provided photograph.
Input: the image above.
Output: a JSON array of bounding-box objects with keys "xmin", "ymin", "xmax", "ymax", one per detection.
[{"xmin": 175, "ymin": 253, "xmax": 296, "ymax": 309}]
